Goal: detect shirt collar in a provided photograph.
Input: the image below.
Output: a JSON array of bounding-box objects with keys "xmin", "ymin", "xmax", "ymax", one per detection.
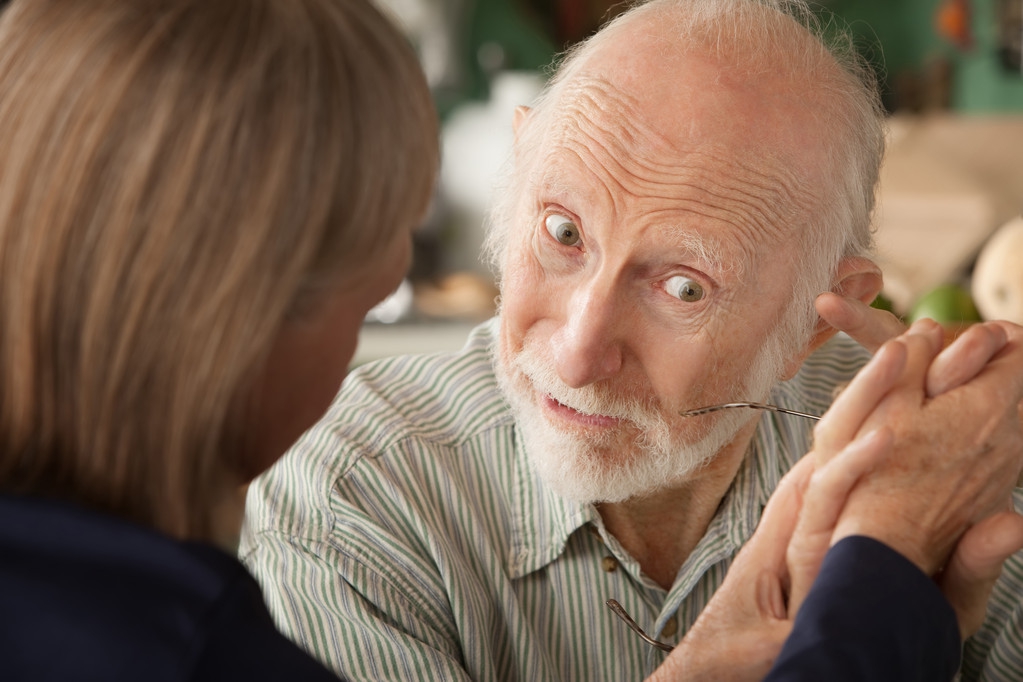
[{"xmin": 505, "ymin": 426, "xmax": 599, "ymax": 579}]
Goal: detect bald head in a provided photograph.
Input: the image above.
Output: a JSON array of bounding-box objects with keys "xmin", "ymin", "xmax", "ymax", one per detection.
[
  {"xmin": 559, "ymin": 0, "xmax": 850, "ymax": 147},
  {"xmin": 486, "ymin": 0, "xmax": 884, "ymax": 304}
]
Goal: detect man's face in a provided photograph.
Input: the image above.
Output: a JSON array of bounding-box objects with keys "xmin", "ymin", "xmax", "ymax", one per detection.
[{"xmin": 494, "ymin": 47, "xmax": 821, "ymax": 503}]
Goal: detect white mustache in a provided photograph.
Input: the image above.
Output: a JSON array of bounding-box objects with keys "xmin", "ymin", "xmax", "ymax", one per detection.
[{"xmin": 512, "ymin": 347, "xmax": 661, "ymax": 426}]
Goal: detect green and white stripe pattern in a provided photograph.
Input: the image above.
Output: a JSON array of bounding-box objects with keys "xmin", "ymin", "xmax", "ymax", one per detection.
[{"xmin": 241, "ymin": 318, "xmax": 1023, "ymax": 681}]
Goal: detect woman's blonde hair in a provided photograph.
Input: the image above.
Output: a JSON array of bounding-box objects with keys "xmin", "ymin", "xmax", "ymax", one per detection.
[{"xmin": 0, "ymin": 0, "xmax": 438, "ymax": 540}]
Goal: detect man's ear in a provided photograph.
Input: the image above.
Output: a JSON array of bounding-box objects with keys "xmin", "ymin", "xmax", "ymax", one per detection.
[
  {"xmin": 513, "ymin": 105, "xmax": 532, "ymax": 139},
  {"xmin": 781, "ymin": 256, "xmax": 883, "ymax": 379}
]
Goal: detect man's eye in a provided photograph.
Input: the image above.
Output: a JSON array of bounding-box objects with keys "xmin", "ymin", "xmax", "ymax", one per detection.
[
  {"xmin": 545, "ymin": 214, "xmax": 580, "ymax": 246},
  {"xmin": 666, "ymin": 276, "xmax": 705, "ymax": 302}
]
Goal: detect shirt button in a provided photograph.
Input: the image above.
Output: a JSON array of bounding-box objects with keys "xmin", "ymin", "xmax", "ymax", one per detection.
[
  {"xmin": 601, "ymin": 556, "xmax": 619, "ymax": 572},
  {"xmin": 660, "ymin": 617, "xmax": 678, "ymax": 638}
]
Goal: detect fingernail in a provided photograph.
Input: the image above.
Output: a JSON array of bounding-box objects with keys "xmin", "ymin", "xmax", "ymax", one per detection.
[
  {"xmin": 907, "ymin": 318, "xmax": 940, "ymax": 335},
  {"xmin": 867, "ymin": 337, "xmax": 906, "ymax": 372}
]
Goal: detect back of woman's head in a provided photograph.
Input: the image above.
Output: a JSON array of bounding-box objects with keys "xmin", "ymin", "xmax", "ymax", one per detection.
[{"xmin": 0, "ymin": 0, "xmax": 438, "ymax": 540}]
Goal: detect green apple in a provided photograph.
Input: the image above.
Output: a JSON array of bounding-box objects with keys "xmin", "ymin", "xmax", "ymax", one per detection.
[{"xmin": 908, "ymin": 283, "xmax": 982, "ymax": 325}]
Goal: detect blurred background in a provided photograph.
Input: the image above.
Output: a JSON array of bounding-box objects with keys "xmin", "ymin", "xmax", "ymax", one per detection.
[{"xmin": 357, "ymin": 0, "xmax": 1023, "ymax": 364}]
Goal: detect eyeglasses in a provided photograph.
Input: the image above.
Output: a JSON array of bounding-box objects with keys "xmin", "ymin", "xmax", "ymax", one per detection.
[
  {"xmin": 606, "ymin": 599, "xmax": 676, "ymax": 652},
  {"xmin": 680, "ymin": 401, "xmax": 821, "ymax": 421}
]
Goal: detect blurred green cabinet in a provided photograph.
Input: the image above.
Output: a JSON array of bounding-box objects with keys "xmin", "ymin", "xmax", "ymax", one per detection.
[{"xmin": 819, "ymin": 0, "xmax": 1023, "ymax": 112}]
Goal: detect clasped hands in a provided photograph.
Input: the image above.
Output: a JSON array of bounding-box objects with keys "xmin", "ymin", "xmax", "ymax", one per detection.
[{"xmin": 649, "ymin": 297, "xmax": 1023, "ymax": 681}]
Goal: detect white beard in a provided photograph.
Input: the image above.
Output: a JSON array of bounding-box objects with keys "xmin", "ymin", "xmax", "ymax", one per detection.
[{"xmin": 494, "ymin": 326, "xmax": 790, "ymax": 504}]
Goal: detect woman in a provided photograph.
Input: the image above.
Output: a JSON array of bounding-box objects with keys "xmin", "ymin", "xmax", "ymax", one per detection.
[{"xmin": 0, "ymin": 0, "xmax": 437, "ymax": 678}]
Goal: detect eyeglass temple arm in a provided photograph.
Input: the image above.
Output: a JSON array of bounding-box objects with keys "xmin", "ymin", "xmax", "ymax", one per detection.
[{"xmin": 606, "ymin": 599, "xmax": 675, "ymax": 653}]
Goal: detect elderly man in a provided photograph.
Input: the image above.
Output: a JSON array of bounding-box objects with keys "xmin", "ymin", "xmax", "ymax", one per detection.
[{"xmin": 242, "ymin": 0, "xmax": 1023, "ymax": 679}]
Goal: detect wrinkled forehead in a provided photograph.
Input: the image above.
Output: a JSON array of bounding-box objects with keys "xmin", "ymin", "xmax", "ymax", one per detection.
[
  {"xmin": 555, "ymin": 45, "xmax": 827, "ymax": 171},
  {"xmin": 528, "ymin": 4, "xmax": 841, "ymax": 199},
  {"xmin": 526, "ymin": 69, "xmax": 821, "ymax": 252}
]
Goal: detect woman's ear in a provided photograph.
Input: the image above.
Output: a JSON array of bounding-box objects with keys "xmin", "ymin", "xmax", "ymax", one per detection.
[{"xmin": 780, "ymin": 257, "xmax": 883, "ymax": 379}]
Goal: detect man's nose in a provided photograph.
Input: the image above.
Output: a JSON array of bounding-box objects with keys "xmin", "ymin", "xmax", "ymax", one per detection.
[{"xmin": 551, "ymin": 280, "xmax": 624, "ymax": 388}]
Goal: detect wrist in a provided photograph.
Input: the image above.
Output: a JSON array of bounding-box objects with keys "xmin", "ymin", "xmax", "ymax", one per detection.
[{"xmin": 831, "ymin": 519, "xmax": 940, "ymax": 576}]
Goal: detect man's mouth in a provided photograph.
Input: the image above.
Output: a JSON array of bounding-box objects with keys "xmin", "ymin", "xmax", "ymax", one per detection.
[{"xmin": 541, "ymin": 394, "xmax": 623, "ymax": 428}]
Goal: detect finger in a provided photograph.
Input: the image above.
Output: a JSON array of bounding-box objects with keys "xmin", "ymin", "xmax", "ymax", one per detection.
[
  {"xmin": 939, "ymin": 511, "xmax": 1023, "ymax": 639},
  {"xmin": 977, "ymin": 341, "xmax": 1023, "ymax": 415},
  {"xmin": 939, "ymin": 321, "xmax": 1023, "ymax": 410},
  {"xmin": 787, "ymin": 428, "xmax": 894, "ymax": 617},
  {"xmin": 811, "ymin": 316, "xmax": 940, "ymax": 464},
  {"xmin": 847, "ymin": 320, "xmax": 944, "ymax": 437},
  {"xmin": 815, "ymin": 292, "xmax": 906, "ymax": 353},
  {"xmin": 801, "ymin": 429, "xmax": 895, "ymax": 543},
  {"xmin": 712, "ymin": 457, "xmax": 816, "ymax": 638},
  {"xmin": 927, "ymin": 323, "xmax": 1009, "ymax": 397},
  {"xmin": 812, "ymin": 339, "xmax": 905, "ymax": 464},
  {"xmin": 755, "ymin": 569, "xmax": 787, "ymax": 622},
  {"xmin": 928, "ymin": 322, "xmax": 1023, "ymax": 476},
  {"xmin": 902, "ymin": 316, "xmax": 946, "ymax": 346}
]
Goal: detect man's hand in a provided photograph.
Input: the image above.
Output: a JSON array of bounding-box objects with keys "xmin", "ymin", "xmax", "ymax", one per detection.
[
  {"xmin": 827, "ymin": 320, "xmax": 1023, "ymax": 575},
  {"xmin": 810, "ymin": 318, "xmax": 1023, "ymax": 637},
  {"xmin": 940, "ymin": 510, "xmax": 1023, "ymax": 636}
]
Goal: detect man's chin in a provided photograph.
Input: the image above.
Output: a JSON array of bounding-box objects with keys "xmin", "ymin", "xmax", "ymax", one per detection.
[
  {"xmin": 528, "ymin": 445, "xmax": 698, "ymax": 504},
  {"xmin": 518, "ymin": 415, "xmax": 710, "ymax": 504}
]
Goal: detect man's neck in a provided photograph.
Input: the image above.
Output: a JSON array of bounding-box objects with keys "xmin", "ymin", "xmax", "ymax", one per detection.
[{"xmin": 596, "ymin": 421, "xmax": 759, "ymax": 590}]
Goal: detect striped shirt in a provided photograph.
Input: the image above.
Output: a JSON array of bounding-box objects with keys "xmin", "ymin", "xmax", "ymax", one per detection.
[{"xmin": 241, "ymin": 318, "xmax": 1023, "ymax": 681}]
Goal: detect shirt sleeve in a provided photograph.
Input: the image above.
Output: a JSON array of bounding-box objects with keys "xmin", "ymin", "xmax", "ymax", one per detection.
[
  {"xmin": 765, "ymin": 535, "xmax": 961, "ymax": 682},
  {"xmin": 242, "ymin": 529, "xmax": 474, "ymax": 682},
  {"xmin": 191, "ymin": 569, "xmax": 344, "ymax": 682}
]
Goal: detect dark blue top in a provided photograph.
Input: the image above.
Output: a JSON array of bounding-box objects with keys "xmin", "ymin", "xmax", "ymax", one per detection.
[
  {"xmin": 0, "ymin": 493, "xmax": 340, "ymax": 682},
  {"xmin": 766, "ymin": 535, "xmax": 962, "ymax": 681}
]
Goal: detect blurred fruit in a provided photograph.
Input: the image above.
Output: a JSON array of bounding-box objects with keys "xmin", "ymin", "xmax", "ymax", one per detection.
[
  {"xmin": 972, "ymin": 216, "xmax": 1023, "ymax": 325},
  {"xmin": 909, "ymin": 283, "xmax": 981, "ymax": 324},
  {"xmin": 909, "ymin": 283, "xmax": 982, "ymax": 345},
  {"xmin": 936, "ymin": 0, "xmax": 973, "ymax": 50}
]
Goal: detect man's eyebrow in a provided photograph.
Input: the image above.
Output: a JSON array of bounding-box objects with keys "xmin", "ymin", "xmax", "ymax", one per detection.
[
  {"xmin": 660, "ymin": 224, "xmax": 750, "ymax": 278},
  {"xmin": 535, "ymin": 167, "xmax": 574, "ymax": 200}
]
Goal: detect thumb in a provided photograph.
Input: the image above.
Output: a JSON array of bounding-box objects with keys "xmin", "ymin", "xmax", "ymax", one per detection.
[
  {"xmin": 738, "ymin": 456, "xmax": 816, "ymax": 584},
  {"xmin": 939, "ymin": 510, "xmax": 1023, "ymax": 639}
]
